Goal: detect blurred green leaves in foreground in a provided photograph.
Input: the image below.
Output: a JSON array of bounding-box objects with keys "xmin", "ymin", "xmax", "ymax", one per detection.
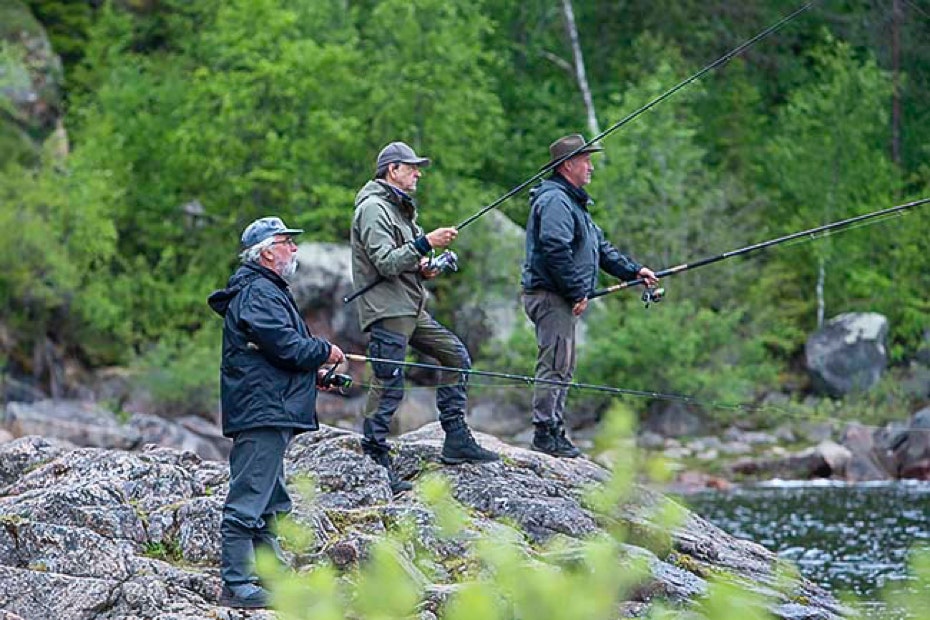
[{"xmin": 253, "ymin": 406, "xmax": 930, "ymax": 619}]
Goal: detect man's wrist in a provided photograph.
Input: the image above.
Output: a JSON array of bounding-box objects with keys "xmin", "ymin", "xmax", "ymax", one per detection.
[{"xmin": 413, "ymin": 235, "xmax": 431, "ymax": 256}]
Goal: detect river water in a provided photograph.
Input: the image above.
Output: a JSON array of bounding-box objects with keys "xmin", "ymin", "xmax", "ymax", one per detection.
[{"xmin": 685, "ymin": 481, "xmax": 930, "ymax": 619}]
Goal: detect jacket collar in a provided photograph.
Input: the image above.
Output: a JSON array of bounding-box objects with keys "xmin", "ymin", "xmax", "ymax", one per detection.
[
  {"xmin": 551, "ymin": 172, "xmax": 593, "ymax": 210},
  {"xmin": 375, "ymin": 179, "xmax": 417, "ymax": 218},
  {"xmin": 242, "ymin": 261, "xmax": 290, "ymax": 291}
]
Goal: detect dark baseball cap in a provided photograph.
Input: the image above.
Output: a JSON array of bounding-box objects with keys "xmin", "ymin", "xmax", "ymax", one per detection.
[
  {"xmin": 240, "ymin": 216, "xmax": 303, "ymax": 248},
  {"xmin": 376, "ymin": 141, "xmax": 431, "ymax": 170}
]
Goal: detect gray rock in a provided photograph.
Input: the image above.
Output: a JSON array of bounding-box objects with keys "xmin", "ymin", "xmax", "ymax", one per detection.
[
  {"xmin": 890, "ymin": 407, "xmax": 930, "ymax": 479},
  {"xmin": 0, "ymin": 0, "xmax": 64, "ymax": 167},
  {"xmin": 2, "ymin": 400, "xmax": 141, "ymax": 450},
  {"xmin": 805, "ymin": 312, "xmax": 889, "ymax": 397},
  {"xmin": 127, "ymin": 412, "xmax": 230, "ymax": 461},
  {"xmin": 290, "ymin": 242, "xmax": 366, "ymax": 352},
  {"xmin": 839, "ymin": 423, "xmax": 891, "ymax": 482},
  {"xmin": 0, "ymin": 423, "xmax": 843, "ymax": 619},
  {"xmin": 642, "ymin": 402, "xmax": 704, "ymax": 438}
]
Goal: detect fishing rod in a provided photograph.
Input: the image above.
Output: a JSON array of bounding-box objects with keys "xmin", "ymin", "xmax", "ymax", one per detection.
[
  {"xmin": 343, "ymin": 1, "xmax": 815, "ymax": 305},
  {"xmin": 457, "ymin": 1, "xmax": 815, "ymax": 230},
  {"xmin": 591, "ymin": 196, "xmax": 930, "ymax": 301},
  {"xmin": 346, "ymin": 353, "xmax": 707, "ymax": 406}
]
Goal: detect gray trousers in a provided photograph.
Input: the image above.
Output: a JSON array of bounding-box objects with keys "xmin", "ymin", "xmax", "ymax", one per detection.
[
  {"xmin": 220, "ymin": 427, "xmax": 293, "ymax": 586},
  {"xmin": 362, "ymin": 311, "xmax": 471, "ymax": 452},
  {"xmin": 523, "ymin": 290, "xmax": 578, "ymax": 426}
]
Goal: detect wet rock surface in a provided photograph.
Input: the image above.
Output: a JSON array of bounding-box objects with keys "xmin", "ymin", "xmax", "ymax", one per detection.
[{"xmin": 0, "ymin": 424, "xmax": 842, "ymax": 619}]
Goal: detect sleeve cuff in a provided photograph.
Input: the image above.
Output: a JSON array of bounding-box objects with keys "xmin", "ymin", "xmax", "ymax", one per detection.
[{"xmin": 413, "ymin": 235, "xmax": 432, "ymax": 256}]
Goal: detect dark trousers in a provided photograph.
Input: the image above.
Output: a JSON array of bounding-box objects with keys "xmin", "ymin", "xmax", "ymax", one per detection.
[
  {"xmin": 363, "ymin": 311, "xmax": 471, "ymax": 451},
  {"xmin": 523, "ymin": 290, "xmax": 578, "ymax": 426},
  {"xmin": 220, "ymin": 427, "xmax": 293, "ymax": 586}
]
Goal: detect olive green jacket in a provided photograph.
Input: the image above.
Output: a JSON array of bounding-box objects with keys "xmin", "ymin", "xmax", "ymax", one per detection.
[{"xmin": 350, "ymin": 180, "xmax": 430, "ymax": 331}]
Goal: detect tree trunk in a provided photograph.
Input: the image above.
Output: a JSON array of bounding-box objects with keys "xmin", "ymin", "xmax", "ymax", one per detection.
[
  {"xmin": 816, "ymin": 256, "xmax": 825, "ymax": 328},
  {"xmin": 891, "ymin": 0, "xmax": 902, "ymax": 165},
  {"xmin": 560, "ymin": 0, "xmax": 600, "ymax": 138}
]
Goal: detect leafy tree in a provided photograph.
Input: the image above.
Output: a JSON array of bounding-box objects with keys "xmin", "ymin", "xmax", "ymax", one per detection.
[{"xmin": 759, "ymin": 36, "xmax": 898, "ymax": 346}]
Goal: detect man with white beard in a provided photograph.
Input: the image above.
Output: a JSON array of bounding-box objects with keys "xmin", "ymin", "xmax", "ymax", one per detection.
[{"xmin": 208, "ymin": 216, "xmax": 345, "ymax": 608}]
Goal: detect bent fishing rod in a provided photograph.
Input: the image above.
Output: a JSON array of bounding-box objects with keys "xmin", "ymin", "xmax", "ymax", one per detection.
[
  {"xmin": 591, "ymin": 196, "xmax": 930, "ymax": 301},
  {"xmin": 343, "ymin": 1, "xmax": 815, "ymax": 305}
]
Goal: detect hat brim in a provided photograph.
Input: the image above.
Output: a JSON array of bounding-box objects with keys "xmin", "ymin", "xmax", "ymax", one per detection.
[
  {"xmin": 280, "ymin": 228, "xmax": 304, "ymax": 236},
  {"xmin": 398, "ymin": 156, "xmax": 431, "ymax": 167},
  {"xmin": 541, "ymin": 144, "xmax": 604, "ymax": 170}
]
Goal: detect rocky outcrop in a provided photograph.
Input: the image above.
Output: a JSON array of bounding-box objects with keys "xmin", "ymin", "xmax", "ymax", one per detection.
[
  {"xmin": 805, "ymin": 312, "xmax": 888, "ymax": 397},
  {"xmin": 728, "ymin": 412, "xmax": 930, "ymax": 482},
  {"xmin": 1, "ymin": 399, "xmax": 230, "ymax": 462},
  {"xmin": 0, "ymin": 0, "xmax": 65, "ymax": 167},
  {"xmin": 0, "ymin": 425, "xmax": 842, "ymax": 619}
]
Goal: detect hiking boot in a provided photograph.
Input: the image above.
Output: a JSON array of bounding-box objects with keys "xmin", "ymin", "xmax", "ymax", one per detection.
[
  {"xmin": 553, "ymin": 423, "xmax": 582, "ymax": 458},
  {"xmin": 364, "ymin": 443, "xmax": 413, "ymax": 494},
  {"xmin": 441, "ymin": 418, "xmax": 499, "ymax": 464},
  {"xmin": 220, "ymin": 583, "xmax": 270, "ymax": 609},
  {"xmin": 531, "ymin": 422, "xmax": 580, "ymax": 458}
]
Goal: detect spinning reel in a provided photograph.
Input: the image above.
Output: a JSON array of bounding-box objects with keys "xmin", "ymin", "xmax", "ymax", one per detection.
[
  {"xmin": 426, "ymin": 250, "xmax": 459, "ymax": 274},
  {"xmin": 319, "ymin": 361, "xmax": 353, "ymax": 392},
  {"xmin": 641, "ymin": 286, "xmax": 665, "ymax": 308}
]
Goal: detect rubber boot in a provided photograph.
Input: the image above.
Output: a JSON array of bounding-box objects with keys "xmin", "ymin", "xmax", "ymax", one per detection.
[
  {"xmin": 364, "ymin": 443, "xmax": 412, "ymax": 494},
  {"xmin": 441, "ymin": 417, "xmax": 499, "ymax": 464}
]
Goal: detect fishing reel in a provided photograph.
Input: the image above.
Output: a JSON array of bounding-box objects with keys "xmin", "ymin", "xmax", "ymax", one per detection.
[
  {"xmin": 318, "ymin": 363, "xmax": 353, "ymax": 392},
  {"xmin": 426, "ymin": 250, "xmax": 459, "ymax": 274},
  {"xmin": 641, "ymin": 286, "xmax": 665, "ymax": 308}
]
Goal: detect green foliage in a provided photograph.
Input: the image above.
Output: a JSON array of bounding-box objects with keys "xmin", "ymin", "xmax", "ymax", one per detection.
[
  {"xmin": 131, "ymin": 323, "xmax": 220, "ymax": 417},
  {"xmin": 578, "ymin": 300, "xmax": 778, "ymax": 424},
  {"xmin": 142, "ymin": 539, "xmax": 183, "ymax": 563},
  {"xmin": 759, "ymin": 35, "xmax": 899, "ymax": 341}
]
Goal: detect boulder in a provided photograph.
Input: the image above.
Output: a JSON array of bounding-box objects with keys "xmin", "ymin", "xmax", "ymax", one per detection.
[
  {"xmin": 0, "ymin": 425, "xmax": 842, "ymax": 619},
  {"xmin": 890, "ymin": 407, "xmax": 930, "ymax": 480},
  {"xmin": 290, "ymin": 242, "xmax": 366, "ymax": 353},
  {"xmin": 805, "ymin": 312, "xmax": 889, "ymax": 397},
  {"xmin": 1, "ymin": 400, "xmax": 141, "ymax": 450},
  {"xmin": 0, "ymin": 0, "xmax": 64, "ymax": 167},
  {"xmin": 839, "ymin": 423, "xmax": 892, "ymax": 482},
  {"xmin": 641, "ymin": 401, "xmax": 705, "ymax": 438},
  {"xmin": 731, "ymin": 440, "xmax": 851, "ymax": 480},
  {"xmin": 126, "ymin": 413, "xmax": 230, "ymax": 462}
]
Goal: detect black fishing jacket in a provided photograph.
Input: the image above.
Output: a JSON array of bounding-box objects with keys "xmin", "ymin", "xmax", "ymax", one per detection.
[
  {"xmin": 522, "ymin": 174, "xmax": 641, "ymax": 303},
  {"xmin": 208, "ymin": 263, "xmax": 332, "ymax": 437}
]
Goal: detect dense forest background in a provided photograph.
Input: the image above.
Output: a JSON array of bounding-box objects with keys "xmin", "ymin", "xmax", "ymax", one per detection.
[{"xmin": 3, "ymin": 0, "xmax": 930, "ymax": 424}]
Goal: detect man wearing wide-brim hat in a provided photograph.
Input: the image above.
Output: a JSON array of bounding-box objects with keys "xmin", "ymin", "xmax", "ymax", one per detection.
[{"xmin": 521, "ymin": 134, "xmax": 659, "ymax": 458}]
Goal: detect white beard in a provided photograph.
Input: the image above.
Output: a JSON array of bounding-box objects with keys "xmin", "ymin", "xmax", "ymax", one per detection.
[{"xmin": 281, "ymin": 255, "xmax": 298, "ymax": 278}]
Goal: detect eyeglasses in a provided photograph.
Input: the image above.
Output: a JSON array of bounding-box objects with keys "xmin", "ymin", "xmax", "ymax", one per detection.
[{"xmin": 270, "ymin": 237, "xmax": 297, "ymax": 247}]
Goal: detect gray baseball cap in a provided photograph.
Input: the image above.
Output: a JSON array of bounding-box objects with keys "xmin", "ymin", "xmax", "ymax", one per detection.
[
  {"xmin": 376, "ymin": 141, "xmax": 431, "ymax": 170},
  {"xmin": 240, "ymin": 216, "xmax": 303, "ymax": 248}
]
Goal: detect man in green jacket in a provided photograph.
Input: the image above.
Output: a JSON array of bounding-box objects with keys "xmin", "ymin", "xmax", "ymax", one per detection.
[{"xmin": 351, "ymin": 141, "xmax": 499, "ymax": 493}]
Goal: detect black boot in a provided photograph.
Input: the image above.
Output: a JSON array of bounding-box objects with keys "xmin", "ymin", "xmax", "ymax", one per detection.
[
  {"xmin": 363, "ymin": 443, "xmax": 412, "ymax": 494},
  {"xmin": 441, "ymin": 418, "xmax": 499, "ymax": 464},
  {"xmin": 553, "ymin": 423, "xmax": 582, "ymax": 458},
  {"xmin": 531, "ymin": 422, "xmax": 581, "ymax": 458}
]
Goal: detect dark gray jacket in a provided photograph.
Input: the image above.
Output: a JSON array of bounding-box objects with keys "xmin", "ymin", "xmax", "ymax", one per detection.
[
  {"xmin": 521, "ymin": 174, "xmax": 641, "ymax": 303},
  {"xmin": 208, "ymin": 263, "xmax": 332, "ymax": 437}
]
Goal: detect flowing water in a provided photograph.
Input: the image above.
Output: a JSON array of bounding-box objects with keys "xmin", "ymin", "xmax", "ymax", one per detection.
[{"xmin": 685, "ymin": 481, "xmax": 930, "ymax": 619}]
